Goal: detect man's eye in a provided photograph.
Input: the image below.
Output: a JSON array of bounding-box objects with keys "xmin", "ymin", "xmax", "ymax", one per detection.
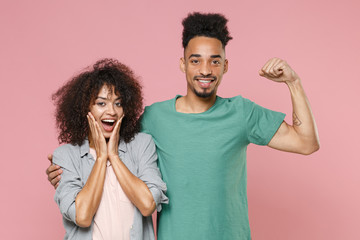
[
  {"xmin": 212, "ymin": 60, "xmax": 220, "ymax": 64},
  {"xmin": 191, "ymin": 59, "xmax": 199, "ymax": 64}
]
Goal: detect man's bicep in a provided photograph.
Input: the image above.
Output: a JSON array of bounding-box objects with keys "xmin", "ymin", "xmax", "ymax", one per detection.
[{"xmin": 267, "ymin": 121, "xmax": 303, "ymax": 153}]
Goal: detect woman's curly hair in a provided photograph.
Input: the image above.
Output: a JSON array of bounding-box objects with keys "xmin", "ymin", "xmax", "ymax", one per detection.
[
  {"xmin": 52, "ymin": 58, "xmax": 143, "ymax": 145},
  {"xmin": 182, "ymin": 12, "xmax": 233, "ymax": 49}
]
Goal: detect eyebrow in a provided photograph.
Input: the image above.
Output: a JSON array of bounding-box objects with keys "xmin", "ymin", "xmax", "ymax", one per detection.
[
  {"xmin": 188, "ymin": 54, "xmax": 222, "ymax": 59},
  {"xmin": 96, "ymin": 96, "xmax": 121, "ymax": 100}
]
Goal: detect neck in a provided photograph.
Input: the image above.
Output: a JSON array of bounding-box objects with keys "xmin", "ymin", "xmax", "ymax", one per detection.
[{"xmin": 176, "ymin": 92, "xmax": 217, "ymax": 113}]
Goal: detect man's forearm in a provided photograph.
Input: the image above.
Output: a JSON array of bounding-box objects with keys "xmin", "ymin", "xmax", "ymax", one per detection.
[{"xmin": 286, "ymin": 78, "xmax": 320, "ymax": 154}]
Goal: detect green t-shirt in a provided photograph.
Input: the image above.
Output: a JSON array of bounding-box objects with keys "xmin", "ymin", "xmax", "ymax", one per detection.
[{"xmin": 141, "ymin": 95, "xmax": 285, "ymax": 240}]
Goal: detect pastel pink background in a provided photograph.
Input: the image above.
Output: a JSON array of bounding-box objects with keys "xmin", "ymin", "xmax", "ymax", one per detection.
[{"xmin": 1, "ymin": 0, "xmax": 359, "ymax": 239}]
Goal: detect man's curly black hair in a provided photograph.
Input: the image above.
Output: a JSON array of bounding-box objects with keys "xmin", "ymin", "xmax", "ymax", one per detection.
[
  {"xmin": 182, "ymin": 12, "xmax": 233, "ymax": 49},
  {"xmin": 52, "ymin": 58, "xmax": 143, "ymax": 145}
]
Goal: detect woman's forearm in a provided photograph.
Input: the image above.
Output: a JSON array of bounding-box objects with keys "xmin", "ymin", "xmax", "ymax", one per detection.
[
  {"xmin": 75, "ymin": 157, "xmax": 107, "ymax": 227},
  {"xmin": 109, "ymin": 155, "xmax": 156, "ymax": 216}
]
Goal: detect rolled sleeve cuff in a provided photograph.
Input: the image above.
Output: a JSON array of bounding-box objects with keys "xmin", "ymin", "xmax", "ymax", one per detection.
[
  {"xmin": 56, "ymin": 188, "xmax": 81, "ymax": 224},
  {"xmin": 149, "ymin": 186, "xmax": 169, "ymax": 212}
]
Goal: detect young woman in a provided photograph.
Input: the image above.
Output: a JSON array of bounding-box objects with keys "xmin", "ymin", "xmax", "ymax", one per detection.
[{"xmin": 52, "ymin": 58, "xmax": 167, "ymax": 240}]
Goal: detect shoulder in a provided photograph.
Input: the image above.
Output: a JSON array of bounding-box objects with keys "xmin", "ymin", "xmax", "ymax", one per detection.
[
  {"xmin": 126, "ymin": 133, "xmax": 156, "ymax": 156},
  {"xmin": 53, "ymin": 143, "xmax": 82, "ymax": 168},
  {"xmin": 142, "ymin": 98, "xmax": 175, "ymax": 130},
  {"xmin": 216, "ymin": 95, "xmax": 256, "ymax": 112},
  {"xmin": 53, "ymin": 144, "xmax": 78, "ymax": 158},
  {"xmin": 224, "ymin": 95, "xmax": 252, "ymax": 104},
  {"xmin": 129, "ymin": 132, "xmax": 154, "ymax": 148},
  {"xmin": 144, "ymin": 97, "xmax": 175, "ymax": 114}
]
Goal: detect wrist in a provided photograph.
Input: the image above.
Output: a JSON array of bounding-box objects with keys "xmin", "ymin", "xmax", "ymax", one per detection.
[
  {"xmin": 108, "ymin": 153, "xmax": 119, "ymax": 162},
  {"xmin": 96, "ymin": 156, "xmax": 108, "ymax": 163},
  {"xmin": 286, "ymin": 77, "xmax": 301, "ymax": 88}
]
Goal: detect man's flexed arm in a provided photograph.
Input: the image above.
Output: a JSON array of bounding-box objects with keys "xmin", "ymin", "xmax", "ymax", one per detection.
[{"xmin": 259, "ymin": 57, "xmax": 320, "ymax": 155}]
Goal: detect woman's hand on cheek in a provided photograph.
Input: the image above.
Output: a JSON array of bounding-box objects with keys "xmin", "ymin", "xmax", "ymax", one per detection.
[
  {"xmin": 108, "ymin": 114, "xmax": 124, "ymax": 160},
  {"xmin": 87, "ymin": 112, "xmax": 108, "ymax": 162}
]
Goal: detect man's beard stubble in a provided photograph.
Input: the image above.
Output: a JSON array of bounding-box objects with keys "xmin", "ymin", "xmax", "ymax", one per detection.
[{"xmin": 194, "ymin": 88, "xmax": 216, "ymax": 98}]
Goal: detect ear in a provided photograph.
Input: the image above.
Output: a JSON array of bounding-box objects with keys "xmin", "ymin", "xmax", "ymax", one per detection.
[
  {"xmin": 180, "ymin": 57, "xmax": 186, "ymax": 73},
  {"xmin": 224, "ymin": 59, "xmax": 229, "ymax": 74}
]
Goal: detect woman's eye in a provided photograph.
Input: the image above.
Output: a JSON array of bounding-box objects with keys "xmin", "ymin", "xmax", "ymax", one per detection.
[
  {"xmin": 115, "ymin": 102, "xmax": 121, "ymax": 107},
  {"xmin": 97, "ymin": 102, "xmax": 105, "ymax": 106}
]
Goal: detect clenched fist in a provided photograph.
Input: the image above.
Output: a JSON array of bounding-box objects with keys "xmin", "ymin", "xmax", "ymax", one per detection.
[{"xmin": 259, "ymin": 57, "xmax": 300, "ymax": 83}]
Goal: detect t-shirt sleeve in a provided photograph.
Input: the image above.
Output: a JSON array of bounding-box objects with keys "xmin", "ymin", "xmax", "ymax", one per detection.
[
  {"xmin": 244, "ymin": 98, "xmax": 286, "ymax": 146},
  {"xmin": 53, "ymin": 146, "xmax": 83, "ymax": 225}
]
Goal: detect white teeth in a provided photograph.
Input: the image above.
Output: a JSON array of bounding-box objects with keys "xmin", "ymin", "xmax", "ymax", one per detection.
[
  {"xmin": 199, "ymin": 80, "xmax": 211, "ymax": 83},
  {"xmin": 102, "ymin": 119, "xmax": 115, "ymax": 123}
]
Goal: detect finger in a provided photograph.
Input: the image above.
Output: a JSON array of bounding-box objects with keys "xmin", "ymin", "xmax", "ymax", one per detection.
[
  {"xmin": 46, "ymin": 164, "xmax": 60, "ymax": 175},
  {"xmin": 94, "ymin": 121, "xmax": 106, "ymax": 146},
  {"xmin": 54, "ymin": 182, "xmax": 59, "ymax": 190},
  {"xmin": 266, "ymin": 58, "xmax": 282, "ymax": 77},
  {"xmin": 87, "ymin": 115, "xmax": 96, "ymax": 143},
  {"xmin": 114, "ymin": 119, "xmax": 122, "ymax": 134},
  {"xmin": 47, "ymin": 154, "xmax": 53, "ymax": 162},
  {"xmin": 89, "ymin": 113, "xmax": 102, "ymax": 138},
  {"xmin": 261, "ymin": 59, "xmax": 272, "ymax": 74},
  {"xmin": 94, "ymin": 121, "xmax": 104, "ymax": 137},
  {"xmin": 89, "ymin": 112, "xmax": 98, "ymax": 126},
  {"xmin": 108, "ymin": 118, "xmax": 122, "ymax": 157},
  {"xmin": 117, "ymin": 114, "xmax": 125, "ymax": 129},
  {"xmin": 273, "ymin": 61, "xmax": 286, "ymax": 76},
  {"xmin": 116, "ymin": 114, "xmax": 125, "ymax": 135},
  {"xmin": 88, "ymin": 113, "xmax": 98, "ymax": 140},
  {"xmin": 88, "ymin": 111, "xmax": 95, "ymax": 119},
  {"xmin": 260, "ymin": 59, "xmax": 275, "ymax": 77},
  {"xmin": 111, "ymin": 118, "xmax": 122, "ymax": 139},
  {"xmin": 94, "ymin": 121, "xmax": 107, "ymax": 158},
  {"xmin": 88, "ymin": 113, "xmax": 96, "ymax": 129},
  {"xmin": 110, "ymin": 115, "xmax": 124, "ymax": 141},
  {"xmin": 87, "ymin": 114, "xmax": 94, "ymax": 135},
  {"xmin": 51, "ymin": 175, "xmax": 61, "ymax": 187},
  {"xmin": 271, "ymin": 59, "xmax": 283, "ymax": 77},
  {"xmin": 48, "ymin": 168, "xmax": 62, "ymax": 182}
]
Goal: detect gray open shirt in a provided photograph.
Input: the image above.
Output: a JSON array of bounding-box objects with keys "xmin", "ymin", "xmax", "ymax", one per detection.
[{"xmin": 53, "ymin": 132, "xmax": 168, "ymax": 240}]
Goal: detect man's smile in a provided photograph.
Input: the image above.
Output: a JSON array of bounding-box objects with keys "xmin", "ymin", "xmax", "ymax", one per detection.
[{"xmin": 194, "ymin": 76, "xmax": 217, "ymax": 88}]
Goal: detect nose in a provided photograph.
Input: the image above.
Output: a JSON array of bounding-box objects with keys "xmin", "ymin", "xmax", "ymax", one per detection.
[
  {"xmin": 106, "ymin": 104, "xmax": 116, "ymax": 115},
  {"xmin": 199, "ymin": 62, "xmax": 212, "ymax": 76}
]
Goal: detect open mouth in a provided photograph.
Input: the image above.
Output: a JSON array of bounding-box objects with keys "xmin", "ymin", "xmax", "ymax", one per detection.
[{"xmin": 101, "ymin": 119, "xmax": 116, "ymax": 132}]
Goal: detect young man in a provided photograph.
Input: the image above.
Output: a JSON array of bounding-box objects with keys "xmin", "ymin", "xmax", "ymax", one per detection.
[{"xmin": 47, "ymin": 12, "xmax": 319, "ymax": 239}]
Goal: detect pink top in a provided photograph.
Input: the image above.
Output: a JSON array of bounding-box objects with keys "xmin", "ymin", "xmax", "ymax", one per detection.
[{"xmin": 90, "ymin": 148, "xmax": 135, "ymax": 240}]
